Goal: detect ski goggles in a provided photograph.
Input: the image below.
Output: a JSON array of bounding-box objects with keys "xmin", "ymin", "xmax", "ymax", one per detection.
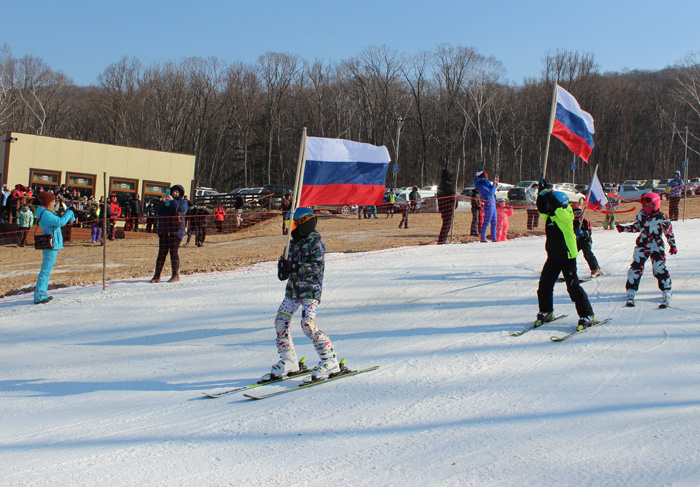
[{"xmin": 641, "ymin": 196, "xmax": 655, "ymax": 205}]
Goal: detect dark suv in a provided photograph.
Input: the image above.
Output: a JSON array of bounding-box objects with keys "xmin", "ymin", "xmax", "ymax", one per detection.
[{"xmin": 507, "ymin": 181, "xmax": 538, "ymax": 203}]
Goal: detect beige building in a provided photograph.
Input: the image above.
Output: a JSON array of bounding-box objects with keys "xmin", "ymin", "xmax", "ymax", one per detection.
[{"xmin": 1, "ymin": 132, "xmax": 196, "ymax": 202}]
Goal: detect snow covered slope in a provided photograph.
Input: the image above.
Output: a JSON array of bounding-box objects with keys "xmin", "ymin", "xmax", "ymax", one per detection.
[{"xmin": 2, "ymin": 220, "xmax": 699, "ymax": 486}]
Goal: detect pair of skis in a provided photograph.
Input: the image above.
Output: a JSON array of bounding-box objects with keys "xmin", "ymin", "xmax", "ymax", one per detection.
[
  {"xmin": 509, "ymin": 315, "xmax": 611, "ymax": 342},
  {"xmin": 202, "ymin": 358, "xmax": 379, "ymax": 400}
]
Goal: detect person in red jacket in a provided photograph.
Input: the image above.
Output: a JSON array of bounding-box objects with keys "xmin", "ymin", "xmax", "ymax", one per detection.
[
  {"xmin": 214, "ymin": 204, "xmax": 225, "ymax": 232},
  {"xmin": 107, "ymin": 193, "xmax": 122, "ymax": 240},
  {"xmin": 496, "ymin": 198, "xmax": 514, "ymax": 241}
]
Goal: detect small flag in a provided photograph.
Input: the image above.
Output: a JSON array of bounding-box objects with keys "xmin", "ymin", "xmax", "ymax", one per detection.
[
  {"xmin": 299, "ymin": 137, "xmax": 390, "ymax": 207},
  {"xmin": 552, "ymin": 85, "xmax": 595, "ymax": 162},
  {"xmin": 587, "ymin": 173, "xmax": 609, "ymax": 211}
]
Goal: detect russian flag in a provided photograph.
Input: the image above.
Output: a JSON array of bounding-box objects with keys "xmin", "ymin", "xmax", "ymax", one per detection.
[
  {"xmin": 586, "ymin": 173, "xmax": 609, "ymax": 211},
  {"xmin": 299, "ymin": 136, "xmax": 390, "ymax": 207},
  {"xmin": 552, "ymin": 85, "xmax": 595, "ymax": 162}
]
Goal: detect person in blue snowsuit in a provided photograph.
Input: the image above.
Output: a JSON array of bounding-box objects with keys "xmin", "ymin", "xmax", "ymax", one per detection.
[
  {"xmin": 34, "ymin": 191, "xmax": 76, "ymax": 304},
  {"xmin": 474, "ymin": 171, "xmax": 497, "ymax": 242}
]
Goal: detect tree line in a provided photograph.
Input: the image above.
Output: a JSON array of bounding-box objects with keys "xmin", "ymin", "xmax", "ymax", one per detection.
[{"xmin": 2, "ymin": 43, "xmax": 700, "ymax": 191}]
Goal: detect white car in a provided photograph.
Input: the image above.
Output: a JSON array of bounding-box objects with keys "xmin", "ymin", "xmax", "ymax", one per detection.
[
  {"xmin": 616, "ymin": 184, "xmax": 648, "ymax": 202},
  {"xmin": 495, "ymin": 183, "xmax": 513, "ymax": 202},
  {"xmin": 552, "ymin": 184, "xmax": 586, "ymax": 206}
]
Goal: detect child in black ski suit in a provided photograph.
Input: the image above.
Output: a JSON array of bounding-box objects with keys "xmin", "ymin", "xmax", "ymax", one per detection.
[
  {"xmin": 572, "ymin": 206, "xmax": 601, "ymax": 277},
  {"xmin": 535, "ymin": 182, "xmax": 596, "ymax": 330},
  {"xmin": 271, "ymin": 207, "xmax": 339, "ymax": 381},
  {"xmin": 616, "ymin": 192, "xmax": 676, "ymax": 304}
]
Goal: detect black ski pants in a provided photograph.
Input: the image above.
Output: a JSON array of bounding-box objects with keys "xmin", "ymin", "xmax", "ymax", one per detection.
[{"xmin": 538, "ymin": 255, "xmax": 593, "ymax": 318}]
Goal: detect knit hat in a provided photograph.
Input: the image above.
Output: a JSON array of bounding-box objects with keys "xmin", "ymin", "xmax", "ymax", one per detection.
[
  {"xmin": 475, "ymin": 171, "xmax": 488, "ymax": 179},
  {"xmin": 36, "ymin": 191, "xmax": 55, "ymax": 207}
]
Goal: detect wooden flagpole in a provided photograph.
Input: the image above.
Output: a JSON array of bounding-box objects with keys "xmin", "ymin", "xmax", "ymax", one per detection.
[
  {"xmin": 283, "ymin": 127, "xmax": 308, "ymax": 260},
  {"xmin": 541, "ymin": 83, "xmax": 559, "ymax": 180}
]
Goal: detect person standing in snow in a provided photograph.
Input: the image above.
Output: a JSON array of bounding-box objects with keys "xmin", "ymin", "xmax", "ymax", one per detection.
[
  {"xmin": 17, "ymin": 203, "xmax": 34, "ymax": 247},
  {"xmin": 474, "ymin": 171, "xmax": 497, "ymax": 242},
  {"xmin": 33, "ymin": 191, "xmax": 75, "ymax": 304},
  {"xmin": 616, "ymin": 192, "xmax": 676, "ymax": 307},
  {"xmin": 437, "ymin": 168, "xmax": 457, "ymax": 244},
  {"xmin": 572, "ymin": 205, "xmax": 602, "ymax": 278},
  {"xmin": 469, "ymin": 188, "xmax": 482, "ymax": 237},
  {"xmin": 667, "ymin": 170, "xmax": 684, "ymax": 221},
  {"xmin": 535, "ymin": 179, "xmax": 596, "ymax": 331},
  {"xmin": 496, "ymin": 198, "xmax": 513, "ymax": 241},
  {"xmin": 150, "ymin": 184, "xmax": 188, "ymax": 283},
  {"xmin": 269, "ymin": 207, "xmax": 340, "ymax": 382}
]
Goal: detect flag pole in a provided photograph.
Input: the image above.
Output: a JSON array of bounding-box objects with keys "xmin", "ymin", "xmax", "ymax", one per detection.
[
  {"xmin": 542, "ymin": 83, "xmax": 558, "ymax": 179},
  {"xmin": 283, "ymin": 127, "xmax": 308, "ymax": 260}
]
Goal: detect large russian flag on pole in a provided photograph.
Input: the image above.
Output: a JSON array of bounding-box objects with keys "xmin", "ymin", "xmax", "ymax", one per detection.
[
  {"xmin": 552, "ymin": 85, "xmax": 595, "ymax": 162},
  {"xmin": 299, "ymin": 136, "xmax": 390, "ymax": 207}
]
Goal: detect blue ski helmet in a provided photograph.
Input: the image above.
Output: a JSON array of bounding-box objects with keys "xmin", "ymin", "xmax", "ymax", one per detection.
[
  {"xmin": 551, "ymin": 191, "xmax": 569, "ymax": 208},
  {"xmin": 285, "ymin": 207, "xmax": 317, "ymax": 239}
]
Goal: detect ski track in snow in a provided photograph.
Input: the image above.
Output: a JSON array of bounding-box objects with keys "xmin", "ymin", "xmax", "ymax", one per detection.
[{"xmin": 1, "ymin": 221, "xmax": 700, "ymax": 486}]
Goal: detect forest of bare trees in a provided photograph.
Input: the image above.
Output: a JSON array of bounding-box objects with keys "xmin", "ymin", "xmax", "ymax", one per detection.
[{"xmin": 2, "ymin": 43, "xmax": 700, "ymax": 190}]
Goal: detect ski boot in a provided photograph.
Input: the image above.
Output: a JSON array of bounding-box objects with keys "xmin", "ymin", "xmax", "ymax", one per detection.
[
  {"xmin": 534, "ymin": 311, "xmax": 554, "ymax": 328},
  {"xmin": 659, "ymin": 291, "xmax": 672, "ymax": 308},
  {"xmin": 269, "ymin": 350, "xmax": 300, "ymax": 379},
  {"xmin": 591, "ymin": 268, "xmax": 602, "ymax": 278},
  {"xmin": 311, "ymin": 355, "xmax": 340, "ymax": 381},
  {"xmin": 625, "ymin": 290, "xmax": 636, "ymax": 307},
  {"xmin": 577, "ymin": 315, "xmax": 596, "ymax": 331}
]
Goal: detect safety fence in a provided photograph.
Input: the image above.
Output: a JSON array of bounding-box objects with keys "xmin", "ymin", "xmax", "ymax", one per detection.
[{"xmin": 0, "ymin": 195, "xmax": 695, "ymax": 300}]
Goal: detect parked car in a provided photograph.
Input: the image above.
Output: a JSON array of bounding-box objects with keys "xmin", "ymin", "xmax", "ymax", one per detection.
[
  {"xmin": 507, "ymin": 181, "xmax": 539, "ymax": 203},
  {"xmin": 195, "ymin": 187, "xmax": 219, "ymax": 197},
  {"xmin": 395, "ymin": 187, "xmax": 438, "ymax": 212},
  {"xmin": 495, "ymin": 183, "xmax": 513, "ymax": 202},
  {"xmin": 616, "ymin": 184, "xmax": 648, "ymax": 202},
  {"xmin": 602, "ymin": 183, "xmax": 616, "ymax": 193}
]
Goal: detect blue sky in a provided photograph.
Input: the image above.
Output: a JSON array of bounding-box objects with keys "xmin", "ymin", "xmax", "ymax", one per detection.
[{"xmin": 4, "ymin": 0, "xmax": 699, "ymax": 86}]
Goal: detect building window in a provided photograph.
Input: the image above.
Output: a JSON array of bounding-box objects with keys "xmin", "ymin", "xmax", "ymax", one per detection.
[
  {"xmin": 142, "ymin": 180, "xmax": 170, "ymax": 202},
  {"xmin": 109, "ymin": 177, "xmax": 139, "ymax": 205},
  {"xmin": 66, "ymin": 172, "xmax": 96, "ymax": 198},
  {"xmin": 29, "ymin": 168, "xmax": 62, "ymax": 192}
]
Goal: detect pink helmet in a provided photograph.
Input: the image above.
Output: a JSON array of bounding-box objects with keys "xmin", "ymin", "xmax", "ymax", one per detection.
[{"xmin": 641, "ymin": 192, "xmax": 661, "ymax": 214}]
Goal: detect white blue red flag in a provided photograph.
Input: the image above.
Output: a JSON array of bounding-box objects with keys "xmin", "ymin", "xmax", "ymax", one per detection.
[
  {"xmin": 552, "ymin": 85, "xmax": 595, "ymax": 162},
  {"xmin": 586, "ymin": 173, "xmax": 609, "ymax": 211},
  {"xmin": 299, "ymin": 137, "xmax": 390, "ymax": 207}
]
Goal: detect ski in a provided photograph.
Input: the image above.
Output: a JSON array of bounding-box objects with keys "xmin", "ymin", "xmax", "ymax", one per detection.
[
  {"xmin": 557, "ymin": 277, "xmax": 591, "ymax": 283},
  {"xmin": 509, "ymin": 314, "xmax": 568, "ymax": 337},
  {"xmin": 244, "ymin": 364, "xmax": 380, "ymax": 400},
  {"xmin": 202, "ymin": 358, "xmax": 311, "ymax": 398},
  {"xmin": 550, "ymin": 318, "xmax": 612, "ymax": 342}
]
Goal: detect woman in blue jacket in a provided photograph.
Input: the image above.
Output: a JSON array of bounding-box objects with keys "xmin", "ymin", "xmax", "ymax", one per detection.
[
  {"xmin": 151, "ymin": 184, "xmax": 188, "ymax": 283},
  {"xmin": 34, "ymin": 191, "xmax": 75, "ymax": 304},
  {"xmin": 474, "ymin": 171, "xmax": 497, "ymax": 242}
]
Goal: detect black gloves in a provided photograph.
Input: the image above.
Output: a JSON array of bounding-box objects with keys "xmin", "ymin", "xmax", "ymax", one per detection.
[{"xmin": 277, "ymin": 259, "xmax": 300, "ymax": 281}]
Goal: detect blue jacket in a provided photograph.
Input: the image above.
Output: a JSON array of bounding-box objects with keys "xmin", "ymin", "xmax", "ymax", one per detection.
[
  {"xmin": 155, "ymin": 197, "xmax": 188, "ymax": 238},
  {"xmin": 36, "ymin": 206, "xmax": 76, "ymax": 250},
  {"xmin": 474, "ymin": 177, "xmax": 496, "ymax": 203}
]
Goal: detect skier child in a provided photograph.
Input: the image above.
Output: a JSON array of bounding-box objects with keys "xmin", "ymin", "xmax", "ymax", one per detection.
[
  {"xmin": 616, "ymin": 192, "xmax": 676, "ymax": 307},
  {"xmin": 270, "ymin": 207, "xmax": 340, "ymax": 381},
  {"xmin": 496, "ymin": 198, "xmax": 513, "ymax": 241},
  {"xmin": 572, "ymin": 205, "xmax": 602, "ymax": 277},
  {"xmin": 535, "ymin": 180, "xmax": 596, "ymax": 331},
  {"xmin": 603, "ymin": 188, "xmax": 618, "ymax": 230}
]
